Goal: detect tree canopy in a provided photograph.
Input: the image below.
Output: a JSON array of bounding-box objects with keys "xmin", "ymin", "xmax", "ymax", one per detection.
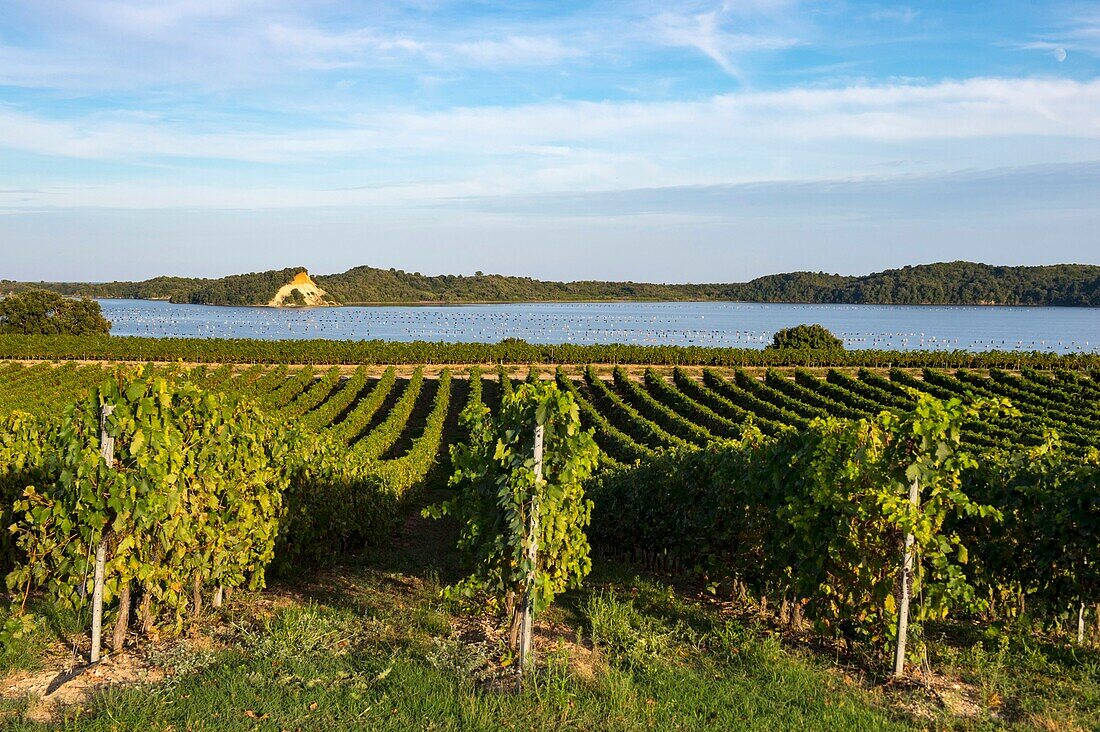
[
  {"xmin": 5, "ymin": 261, "xmax": 1100, "ymax": 307},
  {"xmin": 767, "ymin": 324, "xmax": 844, "ymax": 351},
  {"xmin": 0, "ymin": 290, "xmax": 111, "ymax": 335}
]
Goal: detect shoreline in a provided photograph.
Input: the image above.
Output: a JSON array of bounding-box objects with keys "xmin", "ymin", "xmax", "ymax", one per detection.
[{"xmin": 91, "ymin": 296, "xmax": 1100, "ymax": 310}]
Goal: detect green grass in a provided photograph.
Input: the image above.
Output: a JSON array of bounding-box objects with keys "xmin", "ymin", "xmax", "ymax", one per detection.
[
  {"xmin": 0, "ymin": 509, "xmax": 909, "ymax": 732},
  {"xmin": 0, "ymin": 600, "xmax": 86, "ymax": 676},
  {"xmin": 1, "ymin": 569, "xmax": 905, "ymax": 731},
  {"xmin": 926, "ymin": 620, "xmax": 1100, "ymax": 730},
  {"xmin": 1, "ymin": 498, "xmax": 1097, "ymax": 731}
]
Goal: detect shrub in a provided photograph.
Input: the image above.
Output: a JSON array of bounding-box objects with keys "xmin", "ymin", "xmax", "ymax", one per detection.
[
  {"xmin": 766, "ymin": 324, "xmax": 843, "ymax": 351},
  {"xmin": 0, "ymin": 290, "xmax": 111, "ymax": 335}
]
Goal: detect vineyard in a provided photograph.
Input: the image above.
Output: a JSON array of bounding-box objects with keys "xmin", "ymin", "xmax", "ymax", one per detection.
[
  {"xmin": 0, "ymin": 357, "xmax": 1099, "ymax": 726},
  {"xmin": 3, "ymin": 360, "xmax": 1099, "ymax": 514},
  {"xmin": 5, "ymin": 360, "xmax": 1100, "ymax": 465}
]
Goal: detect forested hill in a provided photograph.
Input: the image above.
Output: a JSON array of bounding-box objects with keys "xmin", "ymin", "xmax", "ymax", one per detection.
[
  {"xmin": 3, "ymin": 268, "xmax": 307, "ymax": 308},
  {"xmin": 724, "ymin": 263, "xmax": 1100, "ymax": 307},
  {"xmin": 4, "ymin": 262, "xmax": 1099, "ymax": 307}
]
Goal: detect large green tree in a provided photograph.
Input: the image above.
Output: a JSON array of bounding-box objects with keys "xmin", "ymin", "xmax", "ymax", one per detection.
[
  {"xmin": 0, "ymin": 290, "xmax": 111, "ymax": 335},
  {"xmin": 767, "ymin": 323, "xmax": 844, "ymax": 351}
]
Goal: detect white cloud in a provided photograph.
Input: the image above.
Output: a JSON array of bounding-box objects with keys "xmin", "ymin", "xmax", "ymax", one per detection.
[
  {"xmin": 71, "ymin": 0, "xmax": 272, "ymax": 37},
  {"xmin": 0, "ymin": 0, "xmax": 591, "ymax": 90},
  {"xmin": 7, "ymin": 161, "xmax": 1098, "ymax": 217},
  {"xmin": 451, "ymin": 36, "xmax": 586, "ymax": 66},
  {"xmin": 868, "ymin": 7, "xmax": 918, "ymax": 24},
  {"xmin": 263, "ymin": 23, "xmax": 421, "ymax": 56},
  {"xmin": 336, "ymin": 77, "xmax": 1100, "ymax": 151},
  {"xmin": 259, "ymin": 23, "xmax": 584, "ymax": 70},
  {"xmin": 259, "ymin": 22, "xmax": 432, "ymax": 70},
  {"xmin": 1, "ymin": 77, "xmax": 1099, "ymax": 164},
  {"xmin": 2, "ymin": 77, "xmax": 1099, "ymax": 213},
  {"xmin": 652, "ymin": 4, "xmax": 798, "ymax": 79},
  {"xmin": 1017, "ymin": 11, "xmax": 1100, "ymax": 59}
]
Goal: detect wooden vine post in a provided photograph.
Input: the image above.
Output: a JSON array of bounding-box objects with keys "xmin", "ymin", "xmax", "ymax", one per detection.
[
  {"xmin": 517, "ymin": 422, "xmax": 545, "ymax": 674},
  {"xmin": 90, "ymin": 404, "xmax": 115, "ymax": 664},
  {"xmin": 894, "ymin": 477, "xmax": 919, "ymax": 678}
]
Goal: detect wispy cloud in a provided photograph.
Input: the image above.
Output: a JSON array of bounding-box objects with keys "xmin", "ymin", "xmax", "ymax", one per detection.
[
  {"xmin": 262, "ymin": 24, "xmax": 586, "ymax": 70},
  {"xmin": 1015, "ymin": 9, "xmax": 1100, "ymax": 59},
  {"xmin": 263, "ymin": 23, "xmax": 425, "ymax": 56},
  {"xmin": 1, "ymin": 77, "xmax": 1099, "ymax": 217},
  {"xmin": 452, "ymin": 36, "xmax": 586, "ymax": 66},
  {"xmin": 652, "ymin": 2, "xmax": 799, "ymax": 79},
  {"xmin": 449, "ymin": 162, "xmax": 1100, "ymax": 219},
  {"xmin": 868, "ymin": 6, "xmax": 918, "ymax": 24},
  {"xmin": 2, "ymin": 77, "xmax": 1096, "ymax": 164},
  {"xmin": 69, "ymin": 0, "xmax": 270, "ymax": 37},
  {"xmin": 0, "ymin": 0, "xmax": 592, "ymax": 91}
]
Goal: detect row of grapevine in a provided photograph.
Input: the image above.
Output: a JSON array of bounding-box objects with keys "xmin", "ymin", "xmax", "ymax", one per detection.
[
  {"xmin": 703, "ymin": 368, "xmax": 808, "ymax": 427},
  {"xmin": 235, "ymin": 364, "xmax": 289, "ymax": 400},
  {"xmin": 1, "ymin": 363, "xmax": 109, "ymax": 418},
  {"xmin": 4, "ymin": 333, "xmax": 1100, "ymax": 369},
  {"xmin": 5, "ymin": 361, "xmax": 1099, "ymax": 515},
  {"xmin": 611, "ymin": 367, "xmax": 714, "ymax": 446},
  {"xmin": 582, "ymin": 366, "xmax": 689, "ymax": 450},
  {"xmin": 642, "ymin": 369, "xmax": 744, "ymax": 439},
  {"xmin": 672, "ymin": 368, "xmax": 783, "ymax": 434},
  {"xmin": 734, "ymin": 369, "xmax": 827, "ymax": 420},
  {"xmin": 263, "ymin": 366, "xmax": 315, "ymax": 410},
  {"xmin": 300, "ymin": 366, "xmax": 370, "ymax": 431},
  {"xmin": 968, "ymin": 370, "xmax": 1100, "ymax": 431},
  {"xmin": 764, "ymin": 368, "xmax": 863, "ymax": 418},
  {"xmin": 325, "ymin": 368, "xmax": 397, "ymax": 444},
  {"xmin": 279, "ymin": 366, "xmax": 342, "ymax": 420},
  {"xmin": 350, "ymin": 369, "xmax": 425, "ymax": 460},
  {"xmin": 200, "ymin": 364, "xmax": 235, "ymax": 389},
  {"xmin": 828, "ymin": 369, "xmax": 912, "ymax": 411},
  {"xmin": 3, "ymin": 367, "xmax": 293, "ymax": 645},
  {"xmin": 793, "ymin": 369, "xmax": 880, "ymax": 414},
  {"xmin": 921, "ymin": 369, "xmax": 1093, "ymax": 451},
  {"xmin": 370, "ymin": 369, "xmax": 454, "ymax": 492},
  {"xmin": 553, "ymin": 368, "xmax": 653, "ymax": 466}
]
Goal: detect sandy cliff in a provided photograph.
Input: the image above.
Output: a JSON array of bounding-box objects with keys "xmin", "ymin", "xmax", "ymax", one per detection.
[{"xmin": 267, "ymin": 271, "xmax": 334, "ymax": 307}]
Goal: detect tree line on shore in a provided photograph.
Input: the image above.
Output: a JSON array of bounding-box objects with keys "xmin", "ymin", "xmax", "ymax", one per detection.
[{"xmin": 4, "ymin": 261, "xmax": 1099, "ymax": 307}]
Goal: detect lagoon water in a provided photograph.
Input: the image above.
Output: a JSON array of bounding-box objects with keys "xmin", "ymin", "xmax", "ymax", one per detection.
[{"xmin": 97, "ymin": 299, "xmax": 1100, "ymax": 354}]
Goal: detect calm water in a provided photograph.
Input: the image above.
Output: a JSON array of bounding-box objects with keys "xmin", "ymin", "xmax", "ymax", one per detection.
[{"xmin": 96, "ymin": 299, "xmax": 1100, "ymax": 354}]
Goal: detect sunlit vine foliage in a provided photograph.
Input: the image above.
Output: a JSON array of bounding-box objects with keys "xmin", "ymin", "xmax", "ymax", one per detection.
[
  {"xmin": 426, "ymin": 380, "xmax": 599, "ymax": 641},
  {"xmin": 592, "ymin": 393, "xmax": 1014, "ymax": 660},
  {"xmin": 5, "ymin": 366, "xmax": 293, "ymax": 632}
]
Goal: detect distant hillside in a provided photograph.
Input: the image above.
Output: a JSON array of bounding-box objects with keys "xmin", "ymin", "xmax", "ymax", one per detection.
[
  {"xmin": 725, "ymin": 262, "xmax": 1100, "ymax": 307},
  {"xmin": 4, "ymin": 262, "xmax": 1099, "ymax": 307},
  {"xmin": 4, "ymin": 268, "xmax": 307, "ymax": 307}
]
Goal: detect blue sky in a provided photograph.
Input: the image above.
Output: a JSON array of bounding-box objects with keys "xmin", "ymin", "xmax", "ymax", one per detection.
[{"xmin": 1, "ymin": 0, "xmax": 1098, "ymax": 282}]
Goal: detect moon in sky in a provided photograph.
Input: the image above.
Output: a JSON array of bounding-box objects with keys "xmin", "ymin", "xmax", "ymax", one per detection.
[{"xmin": 1054, "ymin": 48, "xmax": 1067, "ymax": 62}]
